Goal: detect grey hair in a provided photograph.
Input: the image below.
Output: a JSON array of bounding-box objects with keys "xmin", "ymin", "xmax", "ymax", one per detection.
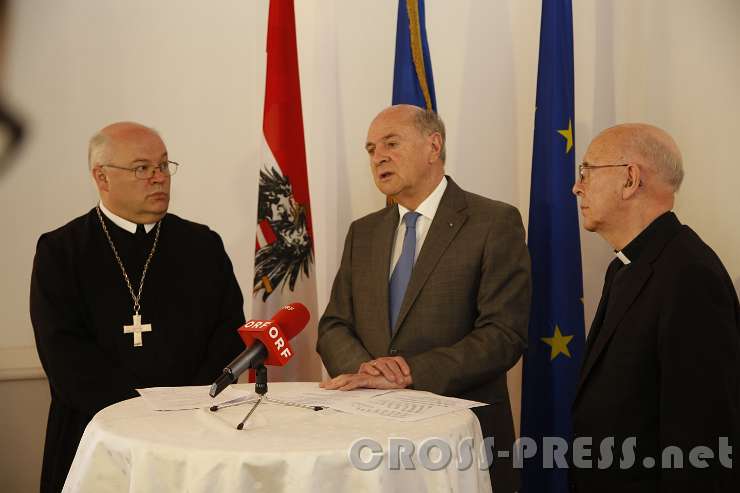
[
  {"xmin": 88, "ymin": 131, "xmax": 111, "ymax": 169},
  {"xmin": 88, "ymin": 123, "xmax": 162, "ymax": 169},
  {"xmin": 412, "ymin": 109, "xmax": 446, "ymax": 163},
  {"xmin": 632, "ymin": 131, "xmax": 684, "ymax": 191}
]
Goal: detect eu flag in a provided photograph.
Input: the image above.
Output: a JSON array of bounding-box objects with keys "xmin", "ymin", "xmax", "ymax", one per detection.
[
  {"xmin": 392, "ymin": 0, "xmax": 437, "ymax": 111},
  {"xmin": 521, "ymin": 1, "xmax": 585, "ymax": 492}
]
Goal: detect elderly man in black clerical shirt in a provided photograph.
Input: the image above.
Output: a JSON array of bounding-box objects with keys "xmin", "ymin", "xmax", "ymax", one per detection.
[
  {"xmin": 30, "ymin": 122, "xmax": 246, "ymax": 492},
  {"xmin": 570, "ymin": 123, "xmax": 739, "ymax": 492}
]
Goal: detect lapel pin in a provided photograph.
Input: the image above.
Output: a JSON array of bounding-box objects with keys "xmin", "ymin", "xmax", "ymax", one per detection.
[{"xmin": 449, "ymin": 222, "xmax": 453, "ymax": 228}]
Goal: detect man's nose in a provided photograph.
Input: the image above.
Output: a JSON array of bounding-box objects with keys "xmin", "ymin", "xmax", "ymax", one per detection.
[
  {"xmin": 572, "ymin": 180, "xmax": 583, "ymax": 197},
  {"xmin": 150, "ymin": 168, "xmax": 167, "ymax": 183},
  {"xmin": 372, "ymin": 151, "xmax": 388, "ymax": 166}
]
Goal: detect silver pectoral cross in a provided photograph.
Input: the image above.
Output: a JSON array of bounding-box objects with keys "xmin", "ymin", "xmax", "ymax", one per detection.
[{"xmin": 123, "ymin": 314, "xmax": 152, "ymax": 347}]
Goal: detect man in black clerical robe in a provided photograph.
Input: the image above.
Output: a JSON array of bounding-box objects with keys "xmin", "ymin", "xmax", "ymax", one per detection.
[
  {"xmin": 570, "ymin": 123, "xmax": 739, "ymax": 492},
  {"xmin": 30, "ymin": 122, "xmax": 246, "ymax": 493}
]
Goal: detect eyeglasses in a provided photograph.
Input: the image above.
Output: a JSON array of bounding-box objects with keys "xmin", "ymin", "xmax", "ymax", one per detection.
[
  {"xmin": 577, "ymin": 163, "xmax": 629, "ymax": 184},
  {"xmin": 101, "ymin": 160, "xmax": 180, "ymax": 180}
]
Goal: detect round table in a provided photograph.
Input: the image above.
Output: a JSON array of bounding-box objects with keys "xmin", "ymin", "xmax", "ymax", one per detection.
[{"xmin": 63, "ymin": 382, "xmax": 493, "ymax": 492}]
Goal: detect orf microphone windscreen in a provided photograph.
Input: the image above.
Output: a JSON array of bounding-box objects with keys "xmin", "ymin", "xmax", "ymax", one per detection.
[{"xmin": 271, "ymin": 302, "xmax": 310, "ymax": 340}]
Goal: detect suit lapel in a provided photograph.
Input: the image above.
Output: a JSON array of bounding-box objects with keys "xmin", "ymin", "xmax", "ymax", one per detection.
[
  {"xmin": 574, "ymin": 213, "xmax": 684, "ymax": 404},
  {"xmin": 392, "ymin": 178, "xmax": 468, "ymax": 337},
  {"xmin": 371, "ymin": 206, "xmax": 399, "ymax": 348},
  {"xmin": 582, "ymin": 259, "xmax": 621, "ymax": 363},
  {"xmin": 574, "ymin": 264, "xmax": 652, "ymax": 401}
]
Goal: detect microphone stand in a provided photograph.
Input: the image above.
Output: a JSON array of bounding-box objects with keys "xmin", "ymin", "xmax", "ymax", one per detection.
[
  {"xmin": 210, "ymin": 364, "xmax": 325, "ymax": 430},
  {"xmin": 236, "ymin": 365, "xmax": 267, "ymax": 430}
]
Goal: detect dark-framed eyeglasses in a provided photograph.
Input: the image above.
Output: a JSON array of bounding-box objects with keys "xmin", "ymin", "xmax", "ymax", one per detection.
[
  {"xmin": 101, "ymin": 160, "xmax": 180, "ymax": 180},
  {"xmin": 577, "ymin": 163, "xmax": 629, "ymax": 184}
]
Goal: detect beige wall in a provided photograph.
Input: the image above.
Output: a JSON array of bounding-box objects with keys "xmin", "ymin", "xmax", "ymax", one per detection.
[
  {"xmin": 1, "ymin": 0, "xmax": 738, "ymax": 487},
  {"xmin": 0, "ymin": 378, "xmax": 50, "ymax": 492}
]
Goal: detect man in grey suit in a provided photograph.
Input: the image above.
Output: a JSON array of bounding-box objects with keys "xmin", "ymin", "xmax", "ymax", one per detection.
[{"xmin": 318, "ymin": 105, "xmax": 531, "ymax": 492}]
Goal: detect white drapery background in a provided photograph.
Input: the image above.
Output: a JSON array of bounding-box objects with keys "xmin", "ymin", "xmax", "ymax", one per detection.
[{"xmin": 1, "ymin": 2, "xmax": 739, "ymax": 488}]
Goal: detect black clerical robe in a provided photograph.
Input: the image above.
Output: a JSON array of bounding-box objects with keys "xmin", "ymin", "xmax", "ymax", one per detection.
[
  {"xmin": 30, "ymin": 208, "xmax": 246, "ymax": 493},
  {"xmin": 571, "ymin": 212, "xmax": 740, "ymax": 492}
]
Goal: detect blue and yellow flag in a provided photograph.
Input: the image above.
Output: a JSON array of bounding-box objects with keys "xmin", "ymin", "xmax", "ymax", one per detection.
[
  {"xmin": 392, "ymin": 0, "xmax": 436, "ymax": 111},
  {"xmin": 521, "ymin": 1, "xmax": 584, "ymax": 492}
]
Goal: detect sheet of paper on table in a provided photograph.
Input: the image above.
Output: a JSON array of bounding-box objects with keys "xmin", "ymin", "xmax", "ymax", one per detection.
[
  {"xmin": 136, "ymin": 386, "xmax": 256, "ymax": 411},
  {"xmin": 266, "ymin": 387, "xmax": 397, "ymax": 408},
  {"xmin": 327, "ymin": 390, "xmax": 488, "ymax": 422},
  {"xmin": 135, "ymin": 385, "xmax": 487, "ymax": 421}
]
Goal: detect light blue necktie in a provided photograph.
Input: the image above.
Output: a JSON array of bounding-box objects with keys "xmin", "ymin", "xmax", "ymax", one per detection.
[{"xmin": 389, "ymin": 211, "xmax": 421, "ymax": 335}]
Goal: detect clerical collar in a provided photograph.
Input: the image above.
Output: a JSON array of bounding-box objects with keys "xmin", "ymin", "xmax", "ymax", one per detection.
[
  {"xmin": 616, "ymin": 211, "xmax": 677, "ymax": 265},
  {"xmin": 98, "ymin": 202, "xmax": 156, "ymax": 234},
  {"xmin": 397, "ymin": 176, "xmax": 448, "ymax": 222}
]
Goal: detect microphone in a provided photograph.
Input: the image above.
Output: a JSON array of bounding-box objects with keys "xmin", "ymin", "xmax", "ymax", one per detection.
[{"xmin": 209, "ymin": 303, "xmax": 310, "ymax": 397}]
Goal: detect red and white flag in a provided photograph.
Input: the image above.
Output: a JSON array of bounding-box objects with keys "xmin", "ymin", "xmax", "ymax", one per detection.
[{"xmin": 251, "ymin": 0, "xmax": 322, "ymax": 382}]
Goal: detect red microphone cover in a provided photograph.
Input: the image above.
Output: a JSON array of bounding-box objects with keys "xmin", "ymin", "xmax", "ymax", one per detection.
[
  {"xmin": 237, "ymin": 303, "xmax": 310, "ymax": 366},
  {"xmin": 271, "ymin": 302, "xmax": 310, "ymax": 340}
]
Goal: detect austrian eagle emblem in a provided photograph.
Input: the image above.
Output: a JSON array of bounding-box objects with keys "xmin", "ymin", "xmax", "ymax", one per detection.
[{"xmin": 253, "ymin": 166, "xmax": 313, "ymax": 301}]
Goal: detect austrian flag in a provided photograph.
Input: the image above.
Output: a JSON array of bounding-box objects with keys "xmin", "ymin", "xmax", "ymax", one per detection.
[{"xmin": 250, "ymin": 0, "xmax": 322, "ymax": 382}]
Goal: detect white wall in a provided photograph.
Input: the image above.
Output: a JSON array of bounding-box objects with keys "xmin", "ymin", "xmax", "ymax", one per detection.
[{"xmin": 1, "ymin": 0, "xmax": 738, "ymax": 488}]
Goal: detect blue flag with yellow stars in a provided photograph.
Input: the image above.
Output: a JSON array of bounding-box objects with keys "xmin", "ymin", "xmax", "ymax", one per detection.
[
  {"xmin": 392, "ymin": 0, "xmax": 437, "ymax": 111},
  {"xmin": 521, "ymin": 1, "xmax": 584, "ymax": 492}
]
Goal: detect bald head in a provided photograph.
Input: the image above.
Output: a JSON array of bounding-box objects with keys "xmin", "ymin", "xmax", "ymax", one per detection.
[
  {"xmin": 366, "ymin": 104, "xmax": 446, "ymax": 210},
  {"xmin": 574, "ymin": 123, "xmax": 684, "ymax": 249},
  {"xmin": 593, "ymin": 123, "xmax": 684, "ymax": 192},
  {"xmin": 371, "ymin": 105, "xmax": 446, "ymax": 162},
  {"xmin": 88, "ymin": 121, "xmax": 170, "ymax": 223},
  {"xmin": 88, "ymin": 122, "xmax": 163, "ymax": 169}
]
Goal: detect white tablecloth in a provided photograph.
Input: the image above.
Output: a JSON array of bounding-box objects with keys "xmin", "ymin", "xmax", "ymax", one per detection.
[{"xmin": 64, "ymin": 382, "xmax": 493, "ymax": 493}]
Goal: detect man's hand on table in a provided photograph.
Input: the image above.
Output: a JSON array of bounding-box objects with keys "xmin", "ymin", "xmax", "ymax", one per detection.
[{"xmin": 320, "ymin": 357, "xmax": 413, "ymax": 390}]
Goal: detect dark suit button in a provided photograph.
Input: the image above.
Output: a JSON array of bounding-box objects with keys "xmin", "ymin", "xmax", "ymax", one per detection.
[{"xmin": 389, "ymin": 347, "xmax": 399, "ymax": 355}]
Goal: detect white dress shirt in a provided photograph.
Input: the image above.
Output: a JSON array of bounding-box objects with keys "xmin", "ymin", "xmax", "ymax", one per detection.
[
  {"xmin": 389, "ymin": 177, "xmax": 448, "ymax": 277},
  {"xmin": 99, "ymin": 202, "xmax": 156, "ymax": 234}
]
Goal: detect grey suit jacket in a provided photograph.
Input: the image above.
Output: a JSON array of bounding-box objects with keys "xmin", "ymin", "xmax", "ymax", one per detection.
[{"xmin": 317, "ymin": 175, "xmax": 531, "ymax": 424}]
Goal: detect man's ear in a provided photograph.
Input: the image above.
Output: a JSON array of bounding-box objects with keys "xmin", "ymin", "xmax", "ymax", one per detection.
[
  {"xmin": 92, "ymin": 165, "xmax": 109, "ymax": 192},
  {"xmin": 428, "ymin": 132, "xmax": 443, "ymax": 163},
  {"xmin": 622, "ymin": 164, "xmax": 641, "ymax": 199}
]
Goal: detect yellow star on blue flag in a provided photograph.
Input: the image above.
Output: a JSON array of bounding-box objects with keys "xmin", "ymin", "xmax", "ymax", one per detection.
[
  {"xmin": 541, "ymin": 325, "xmax": 574, "ymax": 360},
  {"xmin": 557, "ymin": 119, "xmax": 574, "ymax": 153}
]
